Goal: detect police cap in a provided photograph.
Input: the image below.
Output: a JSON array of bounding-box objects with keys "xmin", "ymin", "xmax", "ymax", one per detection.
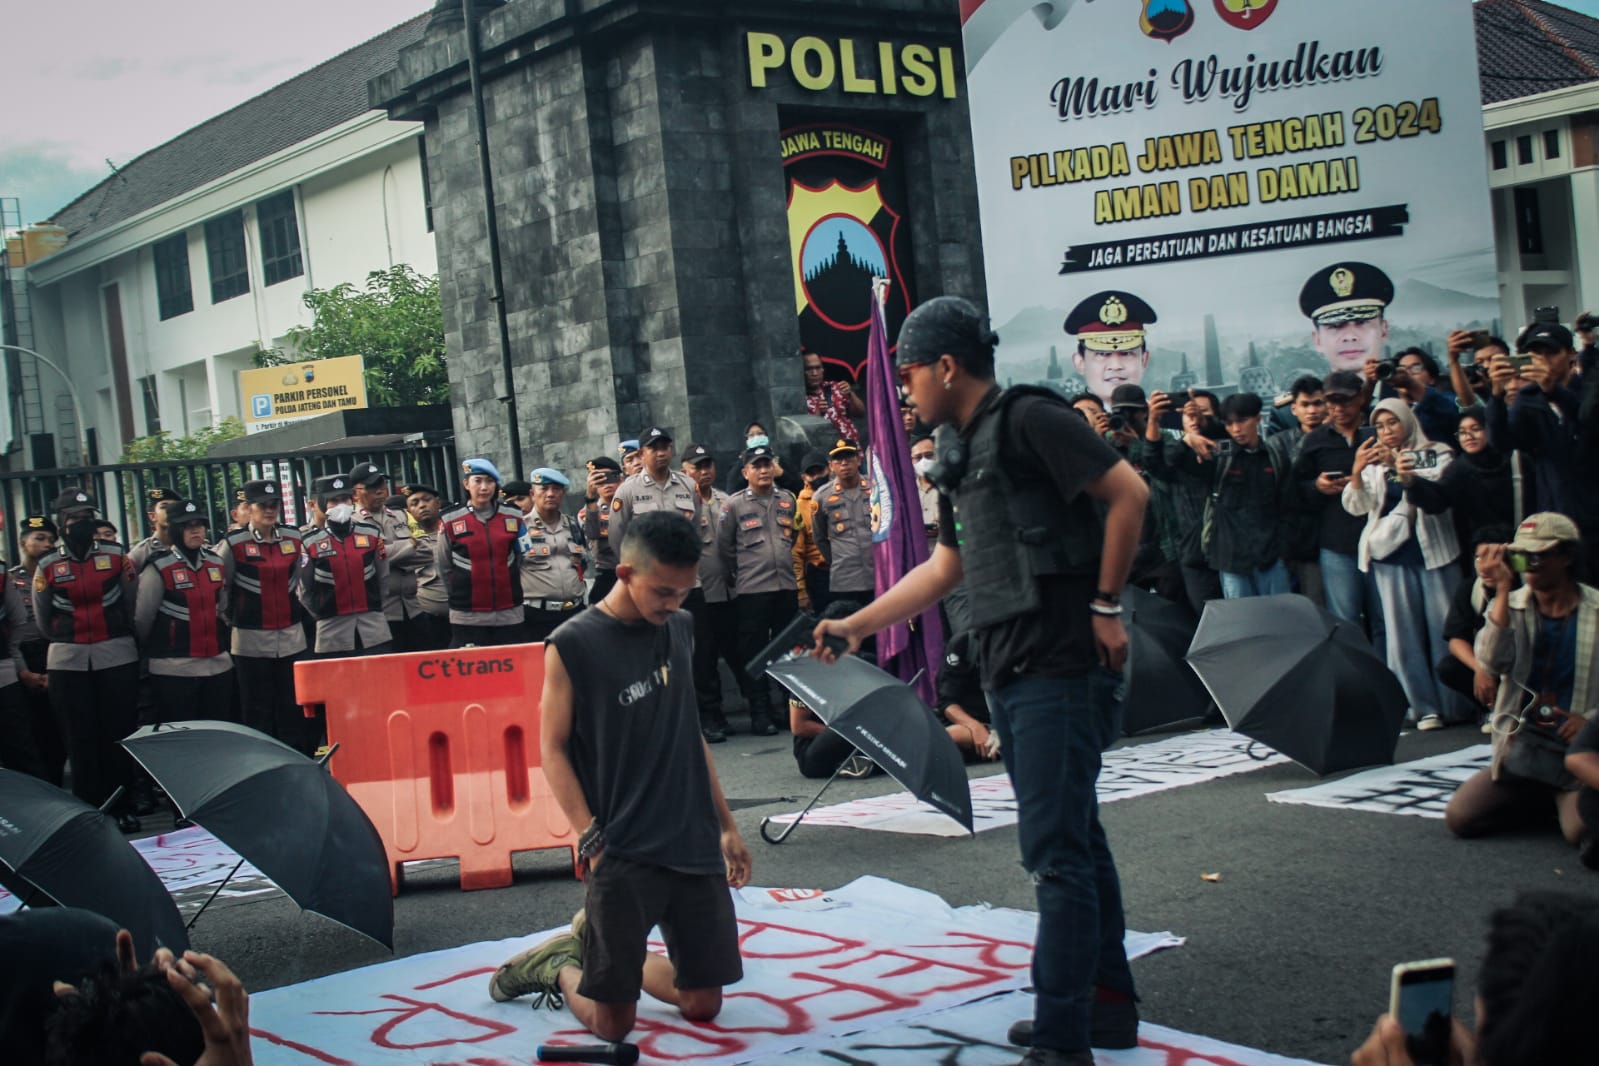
[
  {"xmin": 241, "ymin": 480, "xmax": 280, "ymax": 505},
  {"xmin": 828, "ymin": 438, "xmax": 860, "ymax": 459},
  {"xmin": 742, "ymin": 444, "xmax": 776, "ymax": 465},
  {"xmin": 51, "ymin": 488, "xmax": 97, "ymax": 515},
  {"xmin": 462, "ymin": 458, "xmax": 502, "ymax": 483},
  {"xmin": 501, "ymin": 480, "xmax": 533, "ymax": 499},
  {"xmin": 167, "ymin": 500, "xmax": 206, "ymax": 528},
  {"xmin": 347, "ymin": 462, "xmax": 387, "ymax": 486},
  {"xmin": 19, "ymin": 515, "xmax": 56, "ymax": 537},
  {"xmin": 313, "ymin": 475, "xmax": 352, "ymax": 500},
  {"xmin": 683, "ymin": 444, "xmax": 714, "ymax": 466},
  {"xmin": 145, "ymin": 486, "xmax": 182, "ymax": 506},
  {"xmin": 531, "ymin": 467, "xmax": 571, "ymax": 488},
  {"xmin": 1299, "ymin": 262, "xmax": 1393, "ymax": 327},
  {"xmin": 1064, "ymin": 291, "xmax": 1157, "ymax": 353}
]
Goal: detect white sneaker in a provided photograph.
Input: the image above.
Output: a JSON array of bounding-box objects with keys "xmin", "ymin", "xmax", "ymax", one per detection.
[{"xmin": 1417, "ymin": 714, "xmax": 1444, "ymax": 731}]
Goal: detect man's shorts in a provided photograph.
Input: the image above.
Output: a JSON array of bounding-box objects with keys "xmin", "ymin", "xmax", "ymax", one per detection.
[{"xmin": 578, "ymin": 853, "xmax": 743, "ymax": 1004}]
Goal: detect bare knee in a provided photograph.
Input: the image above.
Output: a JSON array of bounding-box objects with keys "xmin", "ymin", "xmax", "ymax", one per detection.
[
  {"xmin": 678, "ymin": 988, "xmax": 723, "ymax": 1023},
  {"xmin": 592, "ymin": 1003, "xmax": 637, "ymax": 1042}
]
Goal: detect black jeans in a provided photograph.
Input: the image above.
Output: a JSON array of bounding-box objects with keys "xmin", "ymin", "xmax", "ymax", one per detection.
[
  {"xmin": 734, "ymin": 590, "xmax": 799, "ymax": 719},
  {"xmin": 235, "ymin": 654, "xmax": 313, "ymax": 754},
  {"xmin": 51, "ymin": 662, "xmax": 140, "ymax": 811}
]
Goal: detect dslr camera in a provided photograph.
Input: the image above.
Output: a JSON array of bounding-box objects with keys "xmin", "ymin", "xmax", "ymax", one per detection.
[{"xmin": 1374, "ymin": 360, "xmax": 1398, "ymax": 381}]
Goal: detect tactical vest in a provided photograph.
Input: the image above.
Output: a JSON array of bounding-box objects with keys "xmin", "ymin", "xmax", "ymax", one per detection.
[
  {"xmin": 148, "ymin": 550, "xmax": 227, "ymax": 659},
  {"xmin": 302, "ymin": 522, "xmax": 385, "ymax": 619},
  {"xmin": 441, "ymin": 504, "xmax": 524, "ymax": 612},
  {"xmin": 225, "ymin": 526, "xmax": 304, "ymax": 630},
  {"xmin": 38, "ymin": 544, "xmax": 133, "ymax": 645},
  {"xmin": 943, "ymin": 386, "xmax": 1102, "ymax": 630}
]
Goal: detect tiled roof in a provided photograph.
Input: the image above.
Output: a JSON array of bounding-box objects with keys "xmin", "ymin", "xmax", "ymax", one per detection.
[
  {"xmin": 1477, "ymin": 0, "xmax": 1599, "ymax": 105},
  {"xmin": 49, "ymin": 13, "xmax": 429, "ymax": 241}
]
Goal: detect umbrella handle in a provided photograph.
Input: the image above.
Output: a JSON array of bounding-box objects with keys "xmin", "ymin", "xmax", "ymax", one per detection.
[{"xmin": 758, "ymin": 759, "xmax": 850, "ymax": 845}]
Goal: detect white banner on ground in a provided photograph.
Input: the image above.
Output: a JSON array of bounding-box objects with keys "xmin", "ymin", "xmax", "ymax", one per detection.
[
  {"xmin": 0, "ymin": 826, "xmax": 277, "ymax": 917},
  {"xmin": 771, "ymin": 729, "xmax": 1289, "ymax": 837},
  {"xmin": 1267, "ymin": 745, "xmax": 1491, "ymax": 819},
  {"xmin": 774, "ymin": 990, "xmax": 1329, "ymax": 1065},
  {"xmin": 248, "ymin": 876, "xmax": 1182, "ymax": 1065},
  {"xmin": 962, "ymin": 0, "xmax": 1497, "ymax": 406}
]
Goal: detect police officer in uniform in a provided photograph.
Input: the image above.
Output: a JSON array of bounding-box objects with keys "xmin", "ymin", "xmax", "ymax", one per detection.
[
  {"xmin": 348, "ymin": 463, "xmax": 420, "ymax": 651},
  {"xmin": 1299, "ymin": 261, "xmax": 1395, "ymax": 374},
  {"xmin": 34, "ymin": 488, "xmax": 141, "ymax": 832},
  {"xmin": 684, "ymin": 443, "xmax": 736, "ymax": 742},
  {"xmin": 619, "ymin": 438, "xmax": 642, "ymax": 477},
  {"xmin": 717, "ymin": 443, "xmax": 800, "ymax": 737},
  {"xmin": 814, "ymin": 297, "xmax": 1150, "ymax": 1065},
  {"xmin": 298, "ymin": 475, "xmax": 392, "ymax": 656},
  {"xmin": 580, "ymin": 456, "xmax": 623, "ymax": 604},
  {"xmin": 135, "ymin": 499, "xmax": 233, "ymax": 716},
  {"xmin": 610, "ymin": 427, "xmax": 702, "ymax": 543},
  {"xmin": 813, "ymin": 439, "xmax": 876, "ymax": 607},
  {"xmin": 519, "ymin": 467, "xmax": 587, "ymax": 642},
  {"xmin": 220, "ymin": 480, "xmax": 311, "ymax": 751},
  {"xmin": 0, "ymin": 532, "xmax": 43, "ymax": 779},
  {"xmin": 436, "ymin": 458, "xmax": 528, "ymax": 647},
  {"xmin": 11, "ymin": 516, "xmax": 63, "ymax": 784},
  {"xmin": 403, "ymin": 484, "xmax": 452, "ymax": 651},
  {"xmin": 128, "ymin": 487, "xmax": 182, "ymax": 574}
]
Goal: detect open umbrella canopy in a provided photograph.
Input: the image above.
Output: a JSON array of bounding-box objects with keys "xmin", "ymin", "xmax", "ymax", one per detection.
[
  {"xmin": 1185, "ymin": 594, "xmax": 1408, "ymax": 776},
  {"xmin": 1122, "ymin": 586, "xmax": 1211, "ymax": 736},
  {"xmin": 766, "ymin": 654, "xmax": 973, "ymax": 833},
  {"xmin": 0, "ymin": 770, "xmax": 188, "ymax": 954},
  {"xmin": 122, "ymin": 721, "xmax": 393, "ymax": 949}
]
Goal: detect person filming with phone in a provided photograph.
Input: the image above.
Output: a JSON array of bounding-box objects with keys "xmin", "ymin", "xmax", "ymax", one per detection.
[{"xmin": 1445, "ymin": 513, "xmax": 1599, "ymax": 847}]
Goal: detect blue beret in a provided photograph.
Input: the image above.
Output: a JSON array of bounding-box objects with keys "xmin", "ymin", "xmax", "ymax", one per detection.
[
  {"xmin": 618, "ymin": 439, "xmax": 640, "ymax": 456},
  {"xmin": 462, "ymin": 458, "xmax": 502, "ymax": 482},
  {"xmin": 531, "ymin": 467, "xmax": 570, "ymax": 488}
]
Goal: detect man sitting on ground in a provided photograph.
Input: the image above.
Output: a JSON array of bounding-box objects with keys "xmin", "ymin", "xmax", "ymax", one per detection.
[
  {"xmin": 488, "ymin": 512, "xmax": 751, "ymax": 1041},
  {"xmin": 938, "ymin": 631, "xmax": 1000, "ymax": 761}
]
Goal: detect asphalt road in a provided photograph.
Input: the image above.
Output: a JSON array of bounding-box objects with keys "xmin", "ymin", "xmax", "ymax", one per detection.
[{"xmin": 164, "ymin": 716, "xmax": 1599, "ymax": 1066}]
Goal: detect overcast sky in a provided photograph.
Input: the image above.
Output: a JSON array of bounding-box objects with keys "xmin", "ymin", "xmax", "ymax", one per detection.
[
  {"xmin": 0, "ymin": 0, "xmax": 426, "ymax": 225},
  {"xmin": 4, "ymin": 0, "xmax": 1599, "ymax": 228}
]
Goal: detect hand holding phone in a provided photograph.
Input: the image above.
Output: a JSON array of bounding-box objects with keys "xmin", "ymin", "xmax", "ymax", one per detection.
[{"xmin": 1390, "ymin": 959, "xmax": 1455, "ymax": 1066}]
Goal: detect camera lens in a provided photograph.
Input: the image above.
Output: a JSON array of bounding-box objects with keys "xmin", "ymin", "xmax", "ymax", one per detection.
[
  {"xmin": 1107, "ymin": 414, "xmax": 1128, "ymax": 433},
  {"xmin": 1375, "ymin": 361, "xmax": 1396, "ymax": 381}
]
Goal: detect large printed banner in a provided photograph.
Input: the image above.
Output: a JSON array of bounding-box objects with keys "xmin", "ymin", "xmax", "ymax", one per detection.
[
  {"xmin": 962, "ymin": 0, "xmax": 1499, "ymax": 404},
  {"xmin": 1268, "ymin": 745, "xmax": 1491, "ymax": 819}
]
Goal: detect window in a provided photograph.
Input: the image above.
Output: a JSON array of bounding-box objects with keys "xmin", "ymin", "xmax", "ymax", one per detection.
[
  {"xmin": 139, "ymin": 375, "xmax": 161, "ymax": 435},
  {"xmin": 152, "ymin": 234, "xmax": 192, "ymax": 320},
  {"xmin": 418, "ymin": 139, "xmax": 434, "ymax": 233},
  {"xmin": 204, "ymin": 212, "xmax": 250, "ymax": 303},
  {"xmin": 1515, "ymin": 186, "xmax": 1545, "ymax": 256},
  {"xmin": 256, "ymin": 190, "xmax": 303, "ymax": 286},
  {"xmin": 1545, "ymin": 129, "xmax": 1562, "ymax": 160},
  {"xmin": 1517, "ymin": 135, "xmax": 1535, "ymax": 165},
  {"xmin": 1491, "ymin": 140, "xmax": 1508, "ymax": 170}
]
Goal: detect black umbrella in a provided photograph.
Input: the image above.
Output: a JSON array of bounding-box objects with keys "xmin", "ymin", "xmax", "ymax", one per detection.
[
  {"xmin": 759, "ymin": 654, "xmax": 973, "ymax": 842},
  {"xmin": 1122, "ymin": 586, "xmax": 1211, "ymax": 736},
  {"xmin": 122, "ymin": 721, "xmax": 393, "ymax": 949},
  {"xmin": 0, "ymin": 770, "xmax": 189, "ymax": 954},
  {"xmin": 1185, "ymin": 594, "xmax": 1407, "ymax": 776}
]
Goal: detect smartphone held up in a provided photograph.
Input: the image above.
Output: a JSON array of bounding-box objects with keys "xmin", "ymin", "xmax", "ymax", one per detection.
[{"xmin": 1390, "ymin": 958, "xmax": 1454, "ymax": 1066}]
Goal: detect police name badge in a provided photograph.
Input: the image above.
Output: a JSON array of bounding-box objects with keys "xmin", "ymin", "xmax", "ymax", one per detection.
[
  {"xmin": 208, "ymin": 567, "xmax": 223, "ymax": 583},
  {"xmin": 93, "ymin": 556, "xmax": 112, "ymax": 571},
  {"xmin": 280, "ymin": 541, "xmax": 298, "ymax": 555},
  {"xmin": 354, "ymin": 535, "xmax": 372, "ymax": 549},
  {"xmin": 504, "ymin": 518, "xmax": 519, "ymax": 533},
  {"xmin": 740, "ymin": 516, "xmax": 762, "ymax": 531},
  {"xmin": 452, "ymin": 520, "xmax": 469, "ymax": 536},
  {"xmin": 244, "ymin": 543, "xmax": 262, "ymax": 559}
]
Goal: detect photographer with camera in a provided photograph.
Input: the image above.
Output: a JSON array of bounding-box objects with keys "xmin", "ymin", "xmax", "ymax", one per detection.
[
  {"xmin": 1366, "ymin": 350, "xmax": 1459, "ymax": 444},
  {"xmin": 1164, "ymin": 391, "xmax": 1291, "ymax": 599},
  {"xmin": 1342, "ymin": 399, "xmax": 1464, "ymax": 730},
  {"xmin": 1445, "ymin": 514, "xmax": 1598, "ymax": 845},
  {"xmin": 1445, "ymin": 330, "xmax": 1505, "ymax": 413},
  {"xmin": 1138, "ymin": 389, "xmax": 1224, "ymax": 612}
]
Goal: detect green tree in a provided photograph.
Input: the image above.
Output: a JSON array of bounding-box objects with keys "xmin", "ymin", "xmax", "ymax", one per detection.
[
  {"xmin": 118, "ymin": 417, "xmax": 248, "ymax": 505},
  {"xmin": 254, "ymin": 265, "xmax": 448, "ymax": 406}
]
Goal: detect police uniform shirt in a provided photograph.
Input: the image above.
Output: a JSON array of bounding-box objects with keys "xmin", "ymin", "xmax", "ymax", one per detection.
[
  {"xmin": 431, "ymin": 502, "xmax": 525, "ymax": 628},
  {"xmin": 696, "ymin": 488, "xmax": 732, "ymax": 604},
  {"xmin": 579, "ymin": 498, "xmax": 618, "ymax": 572},
  {"xmin": 299, "ymin": 523, "xmax": 393, "ymax": 653},
  {"xmin": 8, "ymin": 565, "xmax": 43, "ymax": 647},
  {"xmin": 520, "ymin": 511, "xmax": 587, "ymax": 606},
  {"xmin": 134, "ymin": 548, "xmax": 233, "ymax": 678},
  {"xmin": 218, "ymin": 526, "xmax": 308, "ymax": 659},
  {"xmin": 127, "ymin": 535, "xmax": 170, "ymax": 577},
  {"xmin": 409, "ymin": 527, "xmax": 450, "ymax": 619},
  {"xmin": 0, "ymin": 579, "xmax": 29, "ymax": 688},
  {"xmin": 716, "ymin": 487, "xmax": 800, "ymax": 596},
  {"xmin": 610, "ymin": 470, "xmax": 704, "ymax": 586},
  {"xmin": 33, "ymin": 546, "xmax": 139, "ymax": 672},
  {"xmin": 357, "ymin": 506, "xmax": 418, "ymax": 622},
  {"xmin": 812, "ymin": 479, "xmax": 875, "ymax": 594}
]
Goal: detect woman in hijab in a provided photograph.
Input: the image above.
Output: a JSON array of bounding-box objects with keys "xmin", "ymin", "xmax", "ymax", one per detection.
[
  {"xmin": 1407, "ymin": 407, "xmax": 1519, "ymax": 560},
  {"xmin": 1343, "ymin": 398, "xmax": 1466, "ymax": 730}
]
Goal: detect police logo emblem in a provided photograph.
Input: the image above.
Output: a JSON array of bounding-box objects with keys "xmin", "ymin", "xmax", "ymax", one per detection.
[
  {"xmin": 280, "ymin": 541, "xmax": 297, "ymax": 555},
  {"xmin": 93, "ymin": 556, "xmax": 112, "ymax": 571},
  {"xmin": 208, "ymin": 568, "xmax": 223, "ymax": 583},
  {"xmin": 244, "ymin": 544, "xmax": 262, "ymax": 559},
  {"xmin": 1331, "ymin": 267, "xmax": 1356, "ymax": 299},
  {"xmin": 452, "ymin": 520, "xmax": 469, "ymax": 535},
  {"xmin": 354, "ymin": 535, "xmax": 371, "ymax": 549},
  {"xmin": 53, "ymin": 562, "xmax": 71, "ymax": 577},
  {"xmin": 505, "ymin": 518, "xmax": 519, "ymax": 533}
]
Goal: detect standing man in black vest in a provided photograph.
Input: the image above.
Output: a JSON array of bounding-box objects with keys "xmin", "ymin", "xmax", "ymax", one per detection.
[{"xmin": 814, "ymin": 297, "xmax": 1149, "ymax": 1066}]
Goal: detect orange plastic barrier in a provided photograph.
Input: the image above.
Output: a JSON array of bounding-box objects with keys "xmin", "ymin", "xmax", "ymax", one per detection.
[{"xmin": 295, "ymin": 644, "xmax": 576, "ymax": 894}]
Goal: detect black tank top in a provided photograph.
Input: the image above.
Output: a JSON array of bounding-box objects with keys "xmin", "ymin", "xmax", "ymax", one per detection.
[{"xmin": 548, "ymin": 607, "xmax": 722, "ymax": 874}]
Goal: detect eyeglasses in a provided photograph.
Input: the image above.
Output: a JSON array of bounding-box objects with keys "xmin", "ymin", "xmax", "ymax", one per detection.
[{"xmin": 1457, "ymin": 425, "xmax": 1484, "ymax": 437}]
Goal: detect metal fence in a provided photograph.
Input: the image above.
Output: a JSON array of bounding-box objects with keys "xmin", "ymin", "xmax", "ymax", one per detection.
[{"xmin": 0, "ymin": 437, "xmax": 459, "ymax": 564}]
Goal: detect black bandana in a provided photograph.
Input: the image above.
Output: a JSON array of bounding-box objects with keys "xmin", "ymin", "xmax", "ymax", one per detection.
[{"xmin": 895, "ymin": 296, "xmax": 999, "ymax": 369}]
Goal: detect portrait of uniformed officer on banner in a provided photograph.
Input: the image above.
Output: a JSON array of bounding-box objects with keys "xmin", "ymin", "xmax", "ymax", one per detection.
[
  {"xmin": 1300, "ymin": 261, "xmax": 1395, "ymax": 374},
  {"xmin": 1065, "ymin": 291, "xmax": 1158, "ymax": 407}
]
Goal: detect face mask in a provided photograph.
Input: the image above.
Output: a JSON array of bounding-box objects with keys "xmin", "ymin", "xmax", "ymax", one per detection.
[
  {"xmin": 325, "ymin": 503, "xmax": 355, "ymax": 526},
  {"xmin": 746, "ymin": 435, "xmax": 770, "ymax": 449},
  {"xmin": 914, "ymin": 458, "xmax": 936, "ymax": 477},
  {"xmin": 65, "ymin": 518, "xmax": 96, "ymax": 555}
]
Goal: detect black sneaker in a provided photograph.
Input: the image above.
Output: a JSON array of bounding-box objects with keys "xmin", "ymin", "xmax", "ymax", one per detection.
[
  {"xmin": 749, "ymin": 713, "xmax": 779, "ymax": 737},
  {"xmin": 1008, "ymin": 998, "xmax": 1139, "ymax": 1051},
  {"xmin": 839, "ymin": 754, "xmax": 876, "ymax": 778},
  {"xmin": 701, "ymin": 723, "xmax": 727, "ymax": 744},
  {"xmin": 116, "ymin": 813, "xmax": 142, "ymax": 835}
]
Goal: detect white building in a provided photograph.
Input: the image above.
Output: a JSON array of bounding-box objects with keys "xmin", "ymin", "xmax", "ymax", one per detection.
[{"xmin": 4, "ymin": 14, "xmax": 432, "ymax": 467}]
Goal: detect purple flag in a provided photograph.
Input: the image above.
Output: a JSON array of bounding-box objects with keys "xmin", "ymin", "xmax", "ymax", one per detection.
[{"xmin": 866, "ymin": 280, "xmax": 944, "ymax": 706}]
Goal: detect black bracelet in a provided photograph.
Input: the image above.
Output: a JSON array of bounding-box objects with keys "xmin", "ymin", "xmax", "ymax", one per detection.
[
  {"xmin": 1094, "ymin": 589, "xmax": 1121, "ymax": 605},
  {"xmin": 578, "ymin": 821, "xmax": 605, "ymax": 859}
]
